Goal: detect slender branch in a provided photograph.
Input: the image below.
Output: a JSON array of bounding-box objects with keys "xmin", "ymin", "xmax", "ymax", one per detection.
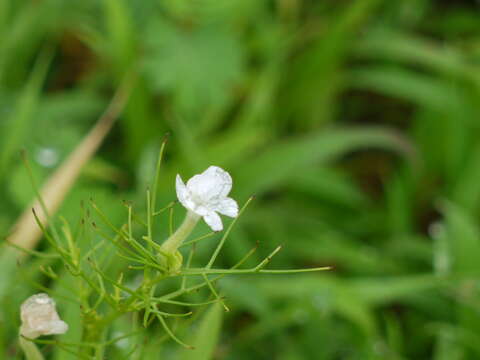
[{"xmin": 206, "ymin": 197, "xmax": 253, "ymax": 269}]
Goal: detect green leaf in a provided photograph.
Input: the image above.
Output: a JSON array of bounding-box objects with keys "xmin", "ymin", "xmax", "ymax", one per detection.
[
  {"xmin": 103, "ymin": 0, "xmax": 135, "ymax": 72},
  {"xmin": 433, "ymin": 326, "xmax": 464, "ymax": 360},
  {"xmin": 0, "ymin": 47, "xmax": 53, "ymax": 176},
  {"xmin": 384, "ymin": 168, "xmax": 414, "ymax": 236},
  {"xmin": 235, "ymin": 126, "xmax": 413, "ymax": 197},
  {"xmin": 441, "ymin": 201, "xmax": 480, "ymax": 276},
  {"xmin": 451, "ymin": 143, "xmax": 480, "ymax": 213},
  {"xmin": 349, "ymin": 66, "xmax": 465, "ymax": 113},
  {"xmin": 350, "ymin": 275, "xmax": 442, "ymax": 305},
  {"xmin": 288, "ymin": 168, "xmax": 369, "ymax": 209},
  {"xmin": 355, "ymin": 29, "xmax": 475, "ymax": 82},
  {"xmin": 145, "ymin": 19, "xmax": 244, "ymax": 112},
  {"xmin": 178, "ymin": 303, "xmax": 223, "ymax": 360},
  {"xmin": 52, "ymin": 273, "xmax": 82, "ymax": 360},
  {"xmin": 288, "ymin": 0, "xmax": 382, "ymax": 126}
]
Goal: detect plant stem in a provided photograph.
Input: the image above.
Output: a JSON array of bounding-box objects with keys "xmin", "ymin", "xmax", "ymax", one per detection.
[{"xmin": 19, "ymin": 336, "xmax": 44, "ymax": 360}]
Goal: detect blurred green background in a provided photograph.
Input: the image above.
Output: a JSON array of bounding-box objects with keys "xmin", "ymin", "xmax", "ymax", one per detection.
[{"xmin": 3, "ymin": 0, "xmax": 480, "ymax": 359}]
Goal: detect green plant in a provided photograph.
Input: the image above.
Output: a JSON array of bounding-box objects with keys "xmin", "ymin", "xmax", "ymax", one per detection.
[{"xmin": 17, "ymin": 143, "xmax": 329, "ymax": 359}]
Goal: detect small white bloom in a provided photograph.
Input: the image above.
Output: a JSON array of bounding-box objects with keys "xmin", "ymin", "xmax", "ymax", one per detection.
[
  {"xmin": 176, "ymin": 166, "xmax": 239, "ymax": 231},
  {"xmin": 20, "ymin": 293, "xmax": 68, "ymax": 339}
]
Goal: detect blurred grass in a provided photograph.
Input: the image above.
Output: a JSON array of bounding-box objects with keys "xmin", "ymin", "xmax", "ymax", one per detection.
[{"xmin": 2, "ymin": 0, "xmax": 480, "ymax": 359}]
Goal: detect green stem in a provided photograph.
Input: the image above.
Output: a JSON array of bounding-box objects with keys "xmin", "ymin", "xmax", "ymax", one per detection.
[
  {"xmin": 19, "ymin": 336, "xmax": 44, "ymax": 360},
  {"xmin": 160, "ymin": 211, "xmax": 200, "ymax": 254}
]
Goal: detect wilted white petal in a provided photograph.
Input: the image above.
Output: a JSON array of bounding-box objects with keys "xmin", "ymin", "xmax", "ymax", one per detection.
[
  {"xmin": 176, "ymin": 166, "xmax": 237, "ymax": 232},
  {"xmin": 203, "ymin": 211, "xmax": 223, "ymax": 232},
  {"xmin": 20, "ymin": 293, "xmax": 68, "ymax": 339},
  {"xmin": 214, "ymin": 197, "xmax": 238, "ymax": 218}
]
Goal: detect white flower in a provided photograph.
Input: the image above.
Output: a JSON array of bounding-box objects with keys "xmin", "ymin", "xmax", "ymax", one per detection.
[
  {"xmin": 176, "ymin": 166, "xmax": 239, "ymax": 231},
  {"xmin": 20, "ymin": 293, "xmax": 68, "ymax": 339}
]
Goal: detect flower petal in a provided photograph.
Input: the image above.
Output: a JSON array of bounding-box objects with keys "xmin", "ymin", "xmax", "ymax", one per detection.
[
  {"xmin": 193, "ymin": 205, "xmax": 210, "ymax": 217},
  {"xmin": 203, "ymin": 166, "xmax": 232, "ymax": 197},
  {"xmin": 203, "ymin": 211, "xmax": 223, "ymax": 231},
  {"xmin": 44, "ymin": 320, "xmax": 69, "ymax": 336},
  {"xmin": 214, "ymin": 197, "xmax": 238, "ymax": 218},
  {"xmin": 186, "ymin": 166, "xmax": 232, "ymax": 203},
  {"xmin": 175, "ymin": 174, "xmax": 188, "ymax": 202},
  {"xmin": 176, "ymin": 175, "xmax": 194, "ymax": 211},
  {"xmin": 20, "ymin": 293, "xmax": 68, "ymax": 339}
]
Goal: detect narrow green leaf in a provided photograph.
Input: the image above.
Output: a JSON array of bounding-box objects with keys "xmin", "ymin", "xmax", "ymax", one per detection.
[
  {"xmin": 288, "ymin": 0, "xmax": 382, "ymax": 126},
  {"xmin": 0, "ymin": 47, "xmax": 53, "ymax": 175},
  {"xmin": 178, "ymin": 303, "xmax": 223, "ymax": 360},
  {"xmin": 350, "ymin": 66, "xmax": 465, "ymax": 112},
  {"xmin": 235, "ymin": 126, "xmax": 413, "ymax": 197},
  {"xmin": 441, "ymin": 201, "xmax": 480, "ymax": 276}
]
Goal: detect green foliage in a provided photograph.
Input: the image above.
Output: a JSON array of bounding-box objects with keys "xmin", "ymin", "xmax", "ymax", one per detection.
[
  {"xmin": 145, "ymin": 18, "xmax": 244, "ymax": 112},
  {"xmin": 179, "ymin": 303, "xmax": 223, "ymax": 360},
  {"xmin": 2, "ymin": 0, "xmax": 480, "ymax": 359}
]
